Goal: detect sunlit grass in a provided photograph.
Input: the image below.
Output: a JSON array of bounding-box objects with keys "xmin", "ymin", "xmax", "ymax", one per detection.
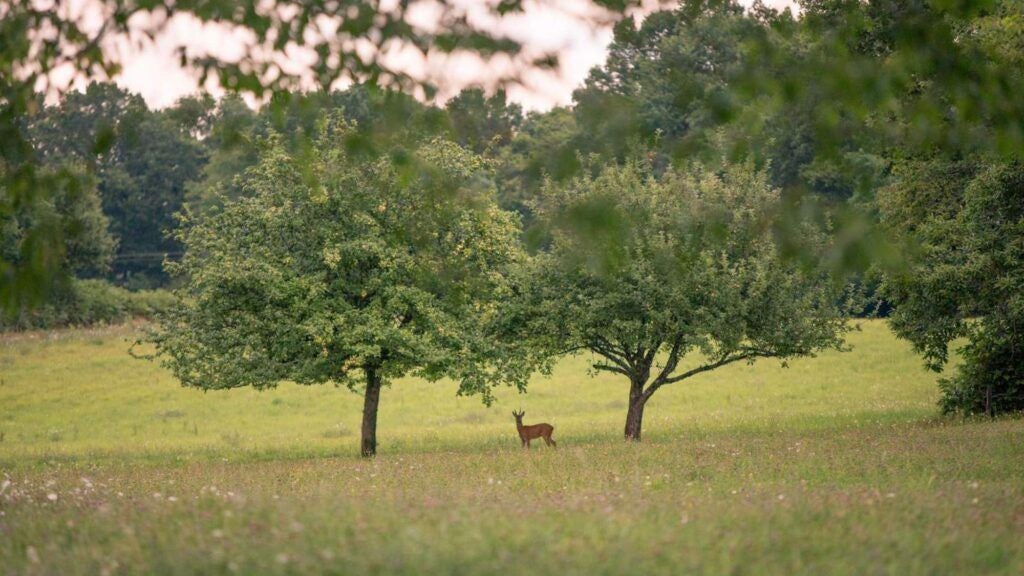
[
  {"xmin": 2, "ymin": 320, "xmax": 1022, "ymax": 574},
  {"xmin": 2, "ymin": 320, "xmax": 941, "ymax": 463}
]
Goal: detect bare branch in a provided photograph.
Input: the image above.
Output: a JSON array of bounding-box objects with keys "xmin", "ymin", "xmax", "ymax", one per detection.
[
  {"xmin": 650, "ymin": 335, "xmax": 685, "ymax": 388},
  {"xmin": 644, "ymin": 348, "xmax": 772, "ymax": 399},
  {"xmin": 592, "ymin": 362, "xmax": 631, "ymax": 376},
  {"xmin": 590, "ymin": 335, "xmax": 632, "ymax": 373}
]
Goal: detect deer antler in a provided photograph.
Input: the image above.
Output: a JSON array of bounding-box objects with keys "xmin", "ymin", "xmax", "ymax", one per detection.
[{"xmin": 511, "ymin": 409, "xmax": 555, "ymax": 449}]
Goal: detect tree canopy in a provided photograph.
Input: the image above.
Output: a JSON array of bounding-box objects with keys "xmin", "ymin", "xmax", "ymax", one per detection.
[
  {"xmin": 28, "ymin": 84, "xmax": 207, "ymax": 288},
  {"xmin": 1, "ymin": 0, "xmax": 634, "ymax": 312},
  {"xmin": 1, "ymin": 166, "xmax": 115, "ymax": 317},
  {"xmin": 149, "ymin": 117, "xmax": 525, "ymax": 455},
  {"xmin": 501, "ymin": 161, "xmax": 854, "ymax": 440},
  {"xmin": 881, "ymin": 159, "xmax": 1024, "ymax": 415}
]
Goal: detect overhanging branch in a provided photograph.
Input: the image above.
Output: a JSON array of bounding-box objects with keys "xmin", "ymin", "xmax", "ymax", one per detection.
[
  {"xmin": 592, "ymin": 362, "xmax": 631, "ymax": 376},
  {"xmin": 651, "ymin": 335, "xmax": 685, "ymax": 387},
  {"xmin": 590, "ymin": 336, "xmax": 632, "ymax": 373},
  {"xmin": 644, "ymin": 347, "xmax": 772, "ymax": 399}
]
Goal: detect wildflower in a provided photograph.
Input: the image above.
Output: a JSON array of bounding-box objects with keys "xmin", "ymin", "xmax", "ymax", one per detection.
[{"xmin": 47, "ymin": 492, "xmax": 58, "ymax": 501}]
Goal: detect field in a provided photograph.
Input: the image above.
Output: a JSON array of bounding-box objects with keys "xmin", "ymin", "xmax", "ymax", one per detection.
[{"xmin": 1, "ymin": 320, "xmax": 1022, "ymax": 574}]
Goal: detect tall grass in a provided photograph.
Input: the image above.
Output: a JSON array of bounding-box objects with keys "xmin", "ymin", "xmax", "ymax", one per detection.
[
  {"xmin": 1, "ymin": 321, "xmax": 1022, "ymax": 575},
  {"xmin": 1, "ymin": 321, "xmax": 940, "ymax": 463}
]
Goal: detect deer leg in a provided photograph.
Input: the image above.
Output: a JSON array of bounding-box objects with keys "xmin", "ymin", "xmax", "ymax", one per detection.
[
  {"xmin": 526, "ymin": 438, "xmax": 531, "ymax": 449},
  {"xmin": 544, "ymin": 435, "xmax": 556, "ymax": 447}
]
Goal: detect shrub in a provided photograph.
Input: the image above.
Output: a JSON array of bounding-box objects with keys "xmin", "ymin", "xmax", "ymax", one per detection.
[
  {"xmin": 0, "ymin": 279, "xmax": 176, "ymax": 331},
  {"xmin": 938, "ymin": 325, "xmax": 1024, "ymax": 416}
]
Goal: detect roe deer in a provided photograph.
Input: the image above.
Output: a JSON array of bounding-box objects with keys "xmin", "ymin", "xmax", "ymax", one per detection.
[{"xmin": 512, "ymin": 409, "xmax": 556, "ymax": 448}]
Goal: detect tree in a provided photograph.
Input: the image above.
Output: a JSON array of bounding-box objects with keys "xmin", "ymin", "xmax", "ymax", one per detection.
[
  {"xmin": 1, "ymin": 166, "xmax": 116, "ymax": 318},
  {"xmin": 184, "ymin": 86, "xmax": 454, "ymax": 216},
  {"xmin": 28, "ymin": 83, "xmax": 207, "ymax": 288},
  {"xmin": 148, "ymin": 117, "xmax": 524, "ymax": 456},
  {"xmin": 445, "ymin": 88, "xmax": 523, "ymax": 156},
  {"xmin": 493, "ymin": 107, "xmax": 580, "ymax": 215},
  {"xmin": 2, "ymin": 0, "xmax": 630, "ymax": 312},
  {"xmin": 573, "ymin": 2, "xmax": 753, "ymax": 160},
  {"xmin": 880, "ymin": 160, "xmax": 1024, "ymax": 415},
  {"xmin": 503, "ymin": 162, "xmax": 853, "ymax": 440}
]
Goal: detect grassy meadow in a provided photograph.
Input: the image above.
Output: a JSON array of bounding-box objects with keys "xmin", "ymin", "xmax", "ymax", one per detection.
[{"xmin": 1, "ymin": 320, "xmax": 1023, "ymax": 574}]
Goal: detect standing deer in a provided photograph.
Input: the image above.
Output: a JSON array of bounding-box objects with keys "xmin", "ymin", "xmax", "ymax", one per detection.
[{"xmin": 512, "ymin": 409, "xmax": 556, "ymax": 448}]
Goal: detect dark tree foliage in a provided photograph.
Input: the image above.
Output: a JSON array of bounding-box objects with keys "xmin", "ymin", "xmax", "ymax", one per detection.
[
  {"xmin": 185, "ymin": 86, "xmax": 453, "ymax": 215},
  {"xmin": 574, "ymin": 4, "xmax": 751, "ymax": 156},
  {"xmin": 27, "ymin": 83, "xmax": 207, "ymax": 288},
  {"xmin": 881, "ymin": 161, "xmax": 1024, "ymax": 415},
  {"xmin": 445, "ymin": 88, "xmax": 523, "ymax": 156},
  {"xmin": 3, "ymin": 0, "xmax": 630, "ymax": 311},
  {"xmin": 1, "ymin": 166, "xmax": 115, "ymax": 321},
  {"xmin": 493, "ymin": 107, "xmax": 581, "ymax": 216}
]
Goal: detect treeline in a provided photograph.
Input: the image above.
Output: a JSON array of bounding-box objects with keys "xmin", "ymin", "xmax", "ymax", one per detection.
[
  {"xmin": 4, "ymin": 83, "xmax": 531, "ymax": 328},
  {"xmin": 7, "ymin": 0, "xmax": 1024, "ymax": 416}
]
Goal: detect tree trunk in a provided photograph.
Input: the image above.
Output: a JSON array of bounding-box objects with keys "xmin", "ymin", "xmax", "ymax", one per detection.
[
  {"xmin": 361, "ymin": 367, "xmax": 382, "ymax": 457},
  {"xmin": 624, "ymin": 380, "xmax": 647, "ymax": 441}
]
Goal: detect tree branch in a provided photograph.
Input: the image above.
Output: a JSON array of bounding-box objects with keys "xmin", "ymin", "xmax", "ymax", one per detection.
[
  {"xmin": 644, "ymin": 348, "xmax": 771, "ymax": 399},
  {"xmin": 642, "ymin": 344, "xmax": 658, "ymax": 368},
  {"xmin": 592, "ymin": 362, "xmax": 632, "ymax": 376},
  {"xmin": 551, "ymin": 344, "xmax": 590, "ymax": 357},
  {"xmin": 590, "ymin": 335, "xmax": 632, "ymax": 373},
  {"xmin": 650, "ymin": 335, "xmax": 685, "ymax": 388}
]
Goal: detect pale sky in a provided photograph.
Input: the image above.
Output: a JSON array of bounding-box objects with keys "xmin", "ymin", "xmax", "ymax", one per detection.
[{"xmin": 105, "ymin": 0, "xmax": 795, "ymax": 112}]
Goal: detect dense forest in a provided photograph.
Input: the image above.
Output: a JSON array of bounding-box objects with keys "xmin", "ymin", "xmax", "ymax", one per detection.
[{"xmin": 5, "ymin": 0, "xmax": 1024, "ymax": 420}]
